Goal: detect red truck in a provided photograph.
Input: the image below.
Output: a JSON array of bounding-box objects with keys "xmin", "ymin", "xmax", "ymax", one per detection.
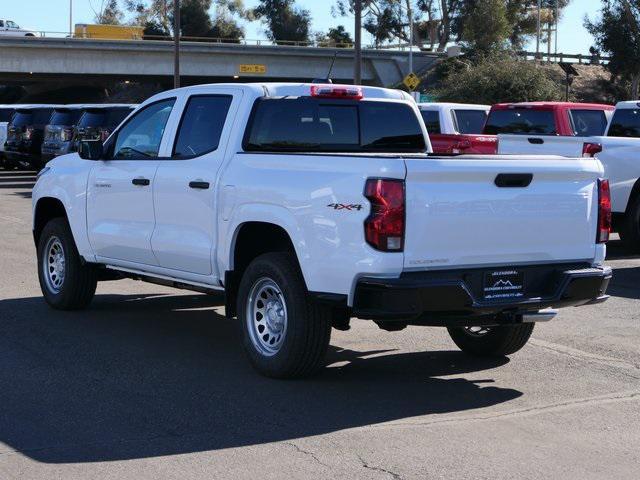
[{"xmin": 418, "ymin": 103, "xmax": 498, "ymax": 154}]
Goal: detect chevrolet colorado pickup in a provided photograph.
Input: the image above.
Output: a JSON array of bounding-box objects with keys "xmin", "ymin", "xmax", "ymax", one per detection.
[{"xmin": 32, "ymin": 83, "xmax": 612, "ymax": 378}]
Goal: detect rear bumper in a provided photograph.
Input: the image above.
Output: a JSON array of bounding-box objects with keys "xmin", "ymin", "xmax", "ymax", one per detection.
[{"xmin": 353, "ymin": 264, "xmax": 611, "ymax": 326}]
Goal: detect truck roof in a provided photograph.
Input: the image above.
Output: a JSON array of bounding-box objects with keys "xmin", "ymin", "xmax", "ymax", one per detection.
[
  {"xmin": 613, "ymin": 101, "xmax": 640, "ymax": 110},
  {"xmin": 491, "ymin": 101, "xmax": 614, "ymax": 110},
  {"xmin": 417, "ymin": 102, "xmax": 489, "ymax": 111},
  {"xmin": 164, "ymin": 82, "xmax": 413, "ymax": 101}
]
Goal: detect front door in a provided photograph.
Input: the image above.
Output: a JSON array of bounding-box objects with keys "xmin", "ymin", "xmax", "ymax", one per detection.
[
  {"xmin": 151, "ymin": 91, "xmax": 239, "ymax": 278},
  {"xmin": 87, "ymin": 98, "xmax": 176, "ymax": 266}
]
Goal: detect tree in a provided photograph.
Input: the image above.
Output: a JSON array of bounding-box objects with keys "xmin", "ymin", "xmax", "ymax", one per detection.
[
  {"xmin": 436, "ymin": 53, "xmax": 561, "ymax": 103},
  {"xmin": 253, "ymin": 0, "xmax": 311, "ymax": 44},
  {"xmin": 93, "ymin": 0, "xmax": 125, "ymax": 24},
  {"xmin": 209, "ymin": 1, "xmax": 245, "ymax": 41},
  {"xmin": 316, "ymin": 25, "xmax": 353, "ymax": 47},
  {"xmin": 178, "ymin": 0, "xmax": 213, "ymax": 38},
  {"xmin": 460, "ymin": 0, "xmax": 511, "ymax": 53},
  {"xmin": 586, "ymin": 0, "xmax": 640, "ymax": 99}
]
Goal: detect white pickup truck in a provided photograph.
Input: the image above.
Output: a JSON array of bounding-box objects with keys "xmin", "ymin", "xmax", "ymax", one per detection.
[
  {"xmin": 32, "ymin": 83, "xmax": 612, "ymax": 378},
  {"xmin": 589, "ymin": 101, "xmax": 640, "ymax": 249}
]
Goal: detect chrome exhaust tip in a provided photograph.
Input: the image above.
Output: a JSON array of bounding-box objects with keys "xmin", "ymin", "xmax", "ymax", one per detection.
[{"xmin": 522, "ymin": 309, "xmax": 558, "ymax": 323}]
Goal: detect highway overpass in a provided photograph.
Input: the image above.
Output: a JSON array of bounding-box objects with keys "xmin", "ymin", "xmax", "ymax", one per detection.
[{"xmin": 0, "ymin": 37, "xmax": 442, "ymax": 88}]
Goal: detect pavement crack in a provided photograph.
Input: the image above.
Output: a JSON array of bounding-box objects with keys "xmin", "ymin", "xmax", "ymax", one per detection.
[
  {"xmin": 355, "ymin": 453, "xmax": 402, "ymax": 480},
  {"xmin": 284, "ymin": 442, "xmax": 330, "ymax": 468}
]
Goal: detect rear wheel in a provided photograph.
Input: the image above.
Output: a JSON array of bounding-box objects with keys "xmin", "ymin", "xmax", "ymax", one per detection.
[
  {"xmin": 619, "ymin": 196, "xmax": 640, "ymax": 252},
  {"xmin": 447, "ymin": 322, "xmax": 534, "ymax": 357},
  {"xmin": 37, "ymin": 217, "xmax": 97, "ymax": 310},
  {"xmin": 237, "ymin": 252, "xmax": 332, "ymax": 378}
]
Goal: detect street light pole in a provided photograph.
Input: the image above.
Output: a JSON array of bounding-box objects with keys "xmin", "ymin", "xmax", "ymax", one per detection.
[
  {"xmin": 69, "ymin": 0, "xmax": 73, "ymax": 37},
  {"xmin": 354, "ymin": 0, "xmax": 362, "ymax": 85},
  {"xmin": 174, "ymin": 0, "xmax": 180, "ymax": 89}
]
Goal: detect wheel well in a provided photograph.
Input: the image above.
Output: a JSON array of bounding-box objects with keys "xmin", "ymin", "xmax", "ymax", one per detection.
[
  {"xmin": 225, "ymin": 222, "xmax": 296, "ymax": 318},
  {"xmin": 626, "ymin": 178, "xmax": 640, "ymax": 213},
  {"xmin": 33, "ymin": 198, "xmax": 67, "ymax": 246}
]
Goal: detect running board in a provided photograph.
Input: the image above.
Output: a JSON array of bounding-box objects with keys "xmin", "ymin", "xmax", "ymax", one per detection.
[{"xmin": 105, "ymin": 265, "xmax": 225, "ymax": 296}]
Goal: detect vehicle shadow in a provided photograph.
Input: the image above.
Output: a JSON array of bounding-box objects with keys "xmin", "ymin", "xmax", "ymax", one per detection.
[
  {"xmin": 0, "ymin": 293, "xmax": 521, "ymax": 464},
  {"xmin": 606, "ymin": 237, "xmax": 640, "ymax": 261},
  {"xmin": 606, "ymin": 265, "xmax": 640, "ymax": 300}
]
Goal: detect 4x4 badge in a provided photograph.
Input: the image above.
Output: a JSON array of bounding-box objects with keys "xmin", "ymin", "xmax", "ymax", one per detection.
[{"xmin": 327, "ymin": 203, "xmax": 363, "ymax": 211}]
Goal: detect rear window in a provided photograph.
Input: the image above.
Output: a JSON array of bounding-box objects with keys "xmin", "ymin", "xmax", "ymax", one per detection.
[
  {"xmin": 0, "ymin": 108, "xmax": 14, "ymax": 123},
  {"xmin": 570, "ymin": 109, "xmax": 608, "ymax": 136},
  {"xmin": 420, "ymin": 110, "xmax": 441, "ymax": 134},
  {"xmin": 244, "ymin": 98, "xmax": 425, "ymax": 153},
  {"xmin": 49, "ymin": 109, "xmax": 83, "ymax": 126},
  {"xmin": 607, "ymin": 109, "xmax": 640, "ymax": 138},
  {"xmin": 484, "ymin": 109, "xmax": 557, "ymax": 135},
  {"xmin": 454, "ymin": 109, "xmax": 487, "ymax": 134}
]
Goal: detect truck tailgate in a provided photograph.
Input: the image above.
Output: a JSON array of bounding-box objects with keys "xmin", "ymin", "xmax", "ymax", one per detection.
[
  {"xmin": 403, "ymin": 155, "xmax": 602, "ymax": 270},
  {"xmin": 497, "ymin": 134, "xmax": 584, "ymax": 157}
]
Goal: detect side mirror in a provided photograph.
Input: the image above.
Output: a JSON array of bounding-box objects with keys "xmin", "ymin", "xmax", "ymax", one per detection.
[{"xmin": 79, "ymin": 140, "xmax": 104, "ymax": 160}]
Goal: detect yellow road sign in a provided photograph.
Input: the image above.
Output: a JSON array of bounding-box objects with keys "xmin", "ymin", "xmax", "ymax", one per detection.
[
  {"xmin": 239, "ymin": 64, "xmax": 267, "ymax": 74},
  {"xmin": 403, "ymin": 72, "xmax": 420, "ymax": 91}
]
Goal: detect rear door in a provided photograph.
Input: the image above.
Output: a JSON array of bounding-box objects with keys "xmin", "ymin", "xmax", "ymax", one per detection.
[
  {"xmin": 403, "ymin": 155, "xmax": 601, "ymax": 270},
  {"xmin": 87, "ymin": 98, "xmax": 176, "ymax": 266},
  {"xmin": 151, "ymin": 89, "xmax": 240, "ymax": 279}
]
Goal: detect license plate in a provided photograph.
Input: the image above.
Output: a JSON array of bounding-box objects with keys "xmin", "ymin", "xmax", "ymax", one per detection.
[{"xmin": 483, "ymin": 270, "xmax": 524, "ymax": 300}]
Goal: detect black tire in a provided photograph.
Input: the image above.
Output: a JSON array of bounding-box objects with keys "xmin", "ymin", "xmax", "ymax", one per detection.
[
  {"xmin": 37, "ymin": 217, "xmax": 97, "ymax": 310},
  {"xmin": 237, "ymin": 252, "xmax": 332, "ymax": 379},
  {"xmin": 447, "ymin": 322, "xmax": 534, "ymax": 357},
  {"xmin": 619, "ymin": 196, "xmax": 640, "ymax": 252}
]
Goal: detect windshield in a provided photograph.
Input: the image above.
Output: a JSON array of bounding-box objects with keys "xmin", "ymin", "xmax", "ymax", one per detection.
[
  {"xmin": 607, "ymin": 109, "xmax": 640, "ymax": 138},
  {"xmin": 484, "ymin": 109, "xmax": 557, "ymax": 135},
  {"xmin": 49, "ymin": 109, "xmax": 83, "ymax": 126},
  {"xmin": 245, "ymin": 98, "xmax": 426, "ymax": 153},
  {"xmin": 454, "ymin": 109, "xmax": 487, "ymax": 134},
  {"xmin": 79, "ymin": 108, "xmax": 132, "ymax": 129},
  {"xmin": 10, "ymin": 111, "xmax": 33, "ymax": 127}
]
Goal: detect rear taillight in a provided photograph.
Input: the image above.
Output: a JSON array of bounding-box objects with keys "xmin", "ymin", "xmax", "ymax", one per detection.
[
  {"xmin": 23, "ymin": 126, "xmax": 34, "ymax": 140},
  {"xmin": 100, "ymin": 129, "xmax": 111, "ymax": 142},
  {"xmin": 364, "ymin": 178, "xmax": 405, "ymax": 251},
  {"xmin": 583, "ymin": 142, "xmax": 602, "ymax": 158},
  {"xmin": 61, "ymin": 127, "xmax": 74, "ymax": 142},
  {"xmin": 597, "ymin": 178, "xmax": 611, "ymax": 243}
]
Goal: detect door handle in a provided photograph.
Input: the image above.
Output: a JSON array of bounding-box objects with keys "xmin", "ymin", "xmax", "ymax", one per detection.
[
  {"xmin": 528, "ymin": 137, "xmax": 544, "ymax": 144},
  {"xmin": 132, "ymin": 178, "xmax": 150, "ymax": 186},
  {"xmin": 189, "ymin": 181, "xmax": 210, "ymax": 189},
  {"xmin": 495, "ymin": 173, "xmax": 533, "ymax": 188}
]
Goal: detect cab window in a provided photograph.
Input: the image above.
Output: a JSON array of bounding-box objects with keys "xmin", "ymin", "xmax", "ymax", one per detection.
[
  {"xmin": 569, "ymin": 109, "xmax": 608, "ymax": 136},
  {"xmin": 173, "ymin": 95, "xmax": 232, "ymax": 158},
  {"xmin": 111, "ymin": 99, "xmax": 175, "ymax": 159},
  {"xmin": 420, "ymin": 110, "xmax": 441, "ymax": 134}
]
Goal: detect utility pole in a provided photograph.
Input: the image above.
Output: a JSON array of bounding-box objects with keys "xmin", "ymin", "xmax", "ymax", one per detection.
[
  {"xmin": 536, "ymin": 0, "xmax": 541, "ymax": 59},
  {"xmin": 554, "ymin": 0, "xmax": 559, "ymax": 58},
  {"xmin": 408, "ymin": 1, "xmax": 414, "ymax": 74},
  {"xmin": 69, "ymin": 0, "xmax": 73, "ymax": 37},
  {"xmin": 174, "ymin": 0, "xmax": 180, "ymax": 89},
  {"xmin": 354, "ymin": 0, "xmax": 362, "ymax": 85}
]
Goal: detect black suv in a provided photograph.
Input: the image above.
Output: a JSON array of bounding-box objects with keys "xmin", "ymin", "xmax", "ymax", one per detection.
[
  {"xmin": 72, "ymin": 105, "xmax": 135, "ymax": 149},
  {"xmin": 4, "ymin": 106, "xmax": 58, "ymax": 170},
  {"xmin": 40, "ymin": 106, "xmax": 86, "ymax": 163},
  {"xmin": 0, "ymin": 105, "xmax": 17, "ymax": 169}
]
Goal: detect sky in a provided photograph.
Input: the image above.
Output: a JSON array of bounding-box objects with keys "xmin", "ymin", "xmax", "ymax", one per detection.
[{"xmin": 3, "ymin": 0, "xmax": 603, "ymax": 55}]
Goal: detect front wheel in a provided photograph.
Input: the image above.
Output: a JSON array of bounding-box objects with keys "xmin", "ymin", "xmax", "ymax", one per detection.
[
  {"xmin": 237, "ymin": 252, "xmax": 331, "ymax": 378},
  {"xmin": 619, "ymin": 196, "xmax": 640, "ymax": 252},
  {"xmin": 37, "ymin": 217, "xmax": 97, "ymax": 310},
  {"xmin": 447, "ymin": 322, "xmax": 534, "ymax": 357}
]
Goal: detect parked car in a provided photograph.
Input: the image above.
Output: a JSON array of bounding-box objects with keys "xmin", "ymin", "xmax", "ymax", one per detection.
[
  {"xmin": 4, "ymin": 105, "xmax": 59, "ymax": 170},
  {"xmin": 40, "ymin": 105, "xmax": 101, "ymax": 163},
  {"xmin": 32, "ymin": 83, "xmax": 611, "ymax": 378},
  {"xmin": 586, "ymin": 101, "xmax": 640, "ymax": 250},
  {"xmin": 487, "ymin": 101, "xmax": 614, "ymax": 157},
  {"xmin": 0, "ymin": 19, "xmax": 36, "ymax": 37},
  {"xmin": 418, "ymin": 102, "xmax": 497, "ymax": 154},
  {"xmin": 71, "ymin": 105, "xmax": 136, "ymax": 151},
  {"xmin": 0, "ymin": 105, "xmax": 17, "ymax": 169}
]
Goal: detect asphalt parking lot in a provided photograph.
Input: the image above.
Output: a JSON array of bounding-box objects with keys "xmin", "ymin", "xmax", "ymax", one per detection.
[{"xmin": 0, "ymin": 169, "xmax": 639, "ymax": 480}]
